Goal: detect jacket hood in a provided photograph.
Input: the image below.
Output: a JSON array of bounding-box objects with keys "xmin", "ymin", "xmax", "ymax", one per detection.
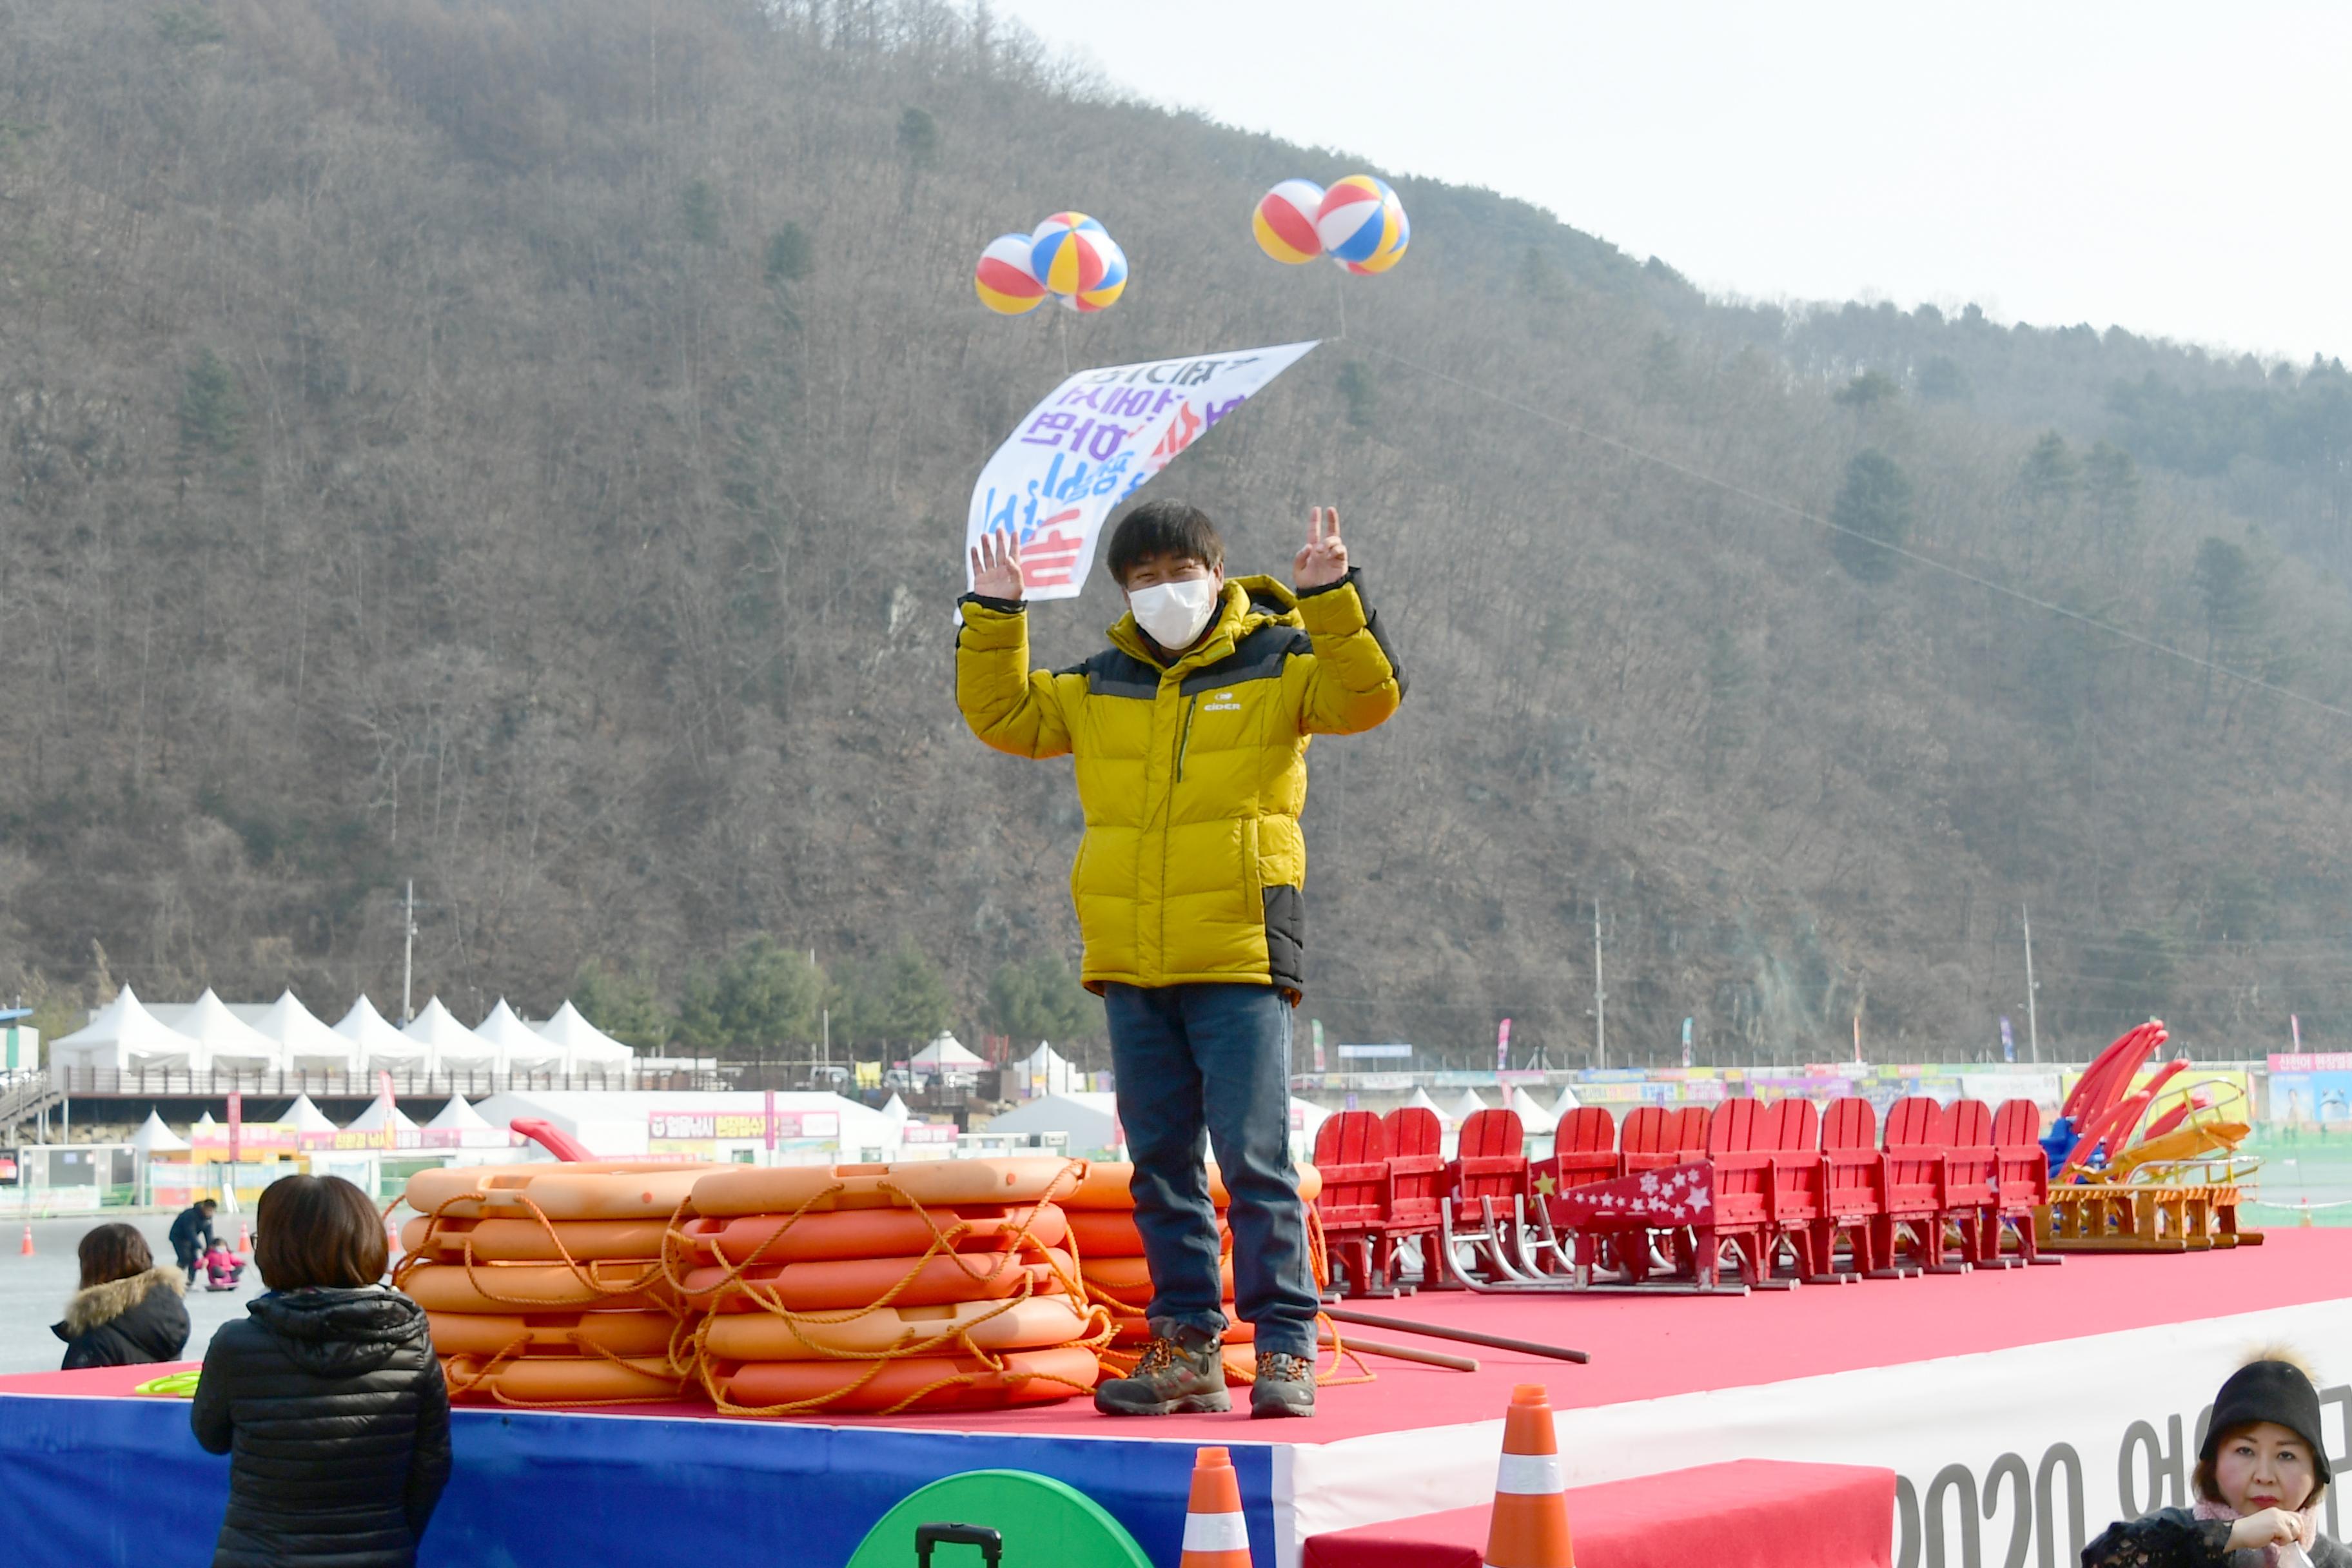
[
  {"xmin": 59, "ymin": 1266, "xmax": 183, "ymax": 1337},
  {"xmin": 247, "ymin": 1286, "xmax": 430, "ymax": 1378},
  {"xmin": 1109, "ymin": 574, "xmax": 1302, "ymax": 669}
]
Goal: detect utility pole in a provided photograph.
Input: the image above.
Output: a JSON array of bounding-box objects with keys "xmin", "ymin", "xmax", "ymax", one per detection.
[
  {"xmin": 2021, "ymin": 904, "xmax": 2040, "ymax": 1065},
  {"xmin": 401, "ymin": 881, "xmax": 419, "ymax": 1026},
  {"xmin": 1592, "ymin": 901, "xmax": 1607, "ymax": 1071}
]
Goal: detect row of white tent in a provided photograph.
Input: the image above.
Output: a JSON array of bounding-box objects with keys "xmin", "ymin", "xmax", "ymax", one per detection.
[
  {"xmin": 128, "ymin": 1090, "xmax": 507, "ymax": 1150},
  {"xmin": 1396, "ymin": 1084, "xmax": 1584, "ymax": 1128},
  {"xmin": 50, "ymin": 987, "xmax": 636, "ymax": 1077}
]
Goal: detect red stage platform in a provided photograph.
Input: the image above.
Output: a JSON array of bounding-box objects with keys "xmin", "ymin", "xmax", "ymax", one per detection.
[{"xmin": 7, "ymin": 1232, "xmax": 2348, "ymax": 1567}]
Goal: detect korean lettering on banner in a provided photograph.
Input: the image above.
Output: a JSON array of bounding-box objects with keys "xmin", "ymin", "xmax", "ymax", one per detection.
[
  {"xmin": 647, "ymin": 1110, "xmax": 843, "ymax": 1141},
  {"xmin": 965, "ymin": 341, "xmax": 1319, "ymax": 601}
]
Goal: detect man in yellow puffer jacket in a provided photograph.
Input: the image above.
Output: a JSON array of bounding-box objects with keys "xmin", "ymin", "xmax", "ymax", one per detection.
[{"xmin": 958, "ymin": 497, "xmax": 1403, "ymax": 1420}]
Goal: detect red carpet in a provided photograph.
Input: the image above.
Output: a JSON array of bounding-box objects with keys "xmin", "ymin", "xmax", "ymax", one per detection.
[{"xmin": 1300, "ymin": 1459, "xmax": 1894, "ymax": 1568}]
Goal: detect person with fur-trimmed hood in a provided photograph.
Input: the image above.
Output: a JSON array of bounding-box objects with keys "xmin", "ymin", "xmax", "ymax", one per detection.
[{"xmin": 55, "ymin": 1222, "xmax": 191, "ymax": 1369}]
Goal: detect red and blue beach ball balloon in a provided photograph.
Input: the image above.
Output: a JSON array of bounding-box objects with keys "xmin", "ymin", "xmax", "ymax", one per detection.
[
  {"xmin": 1030, "ymin": 213, "xmax": 1127, "ymax": 311},
  {"xmin": 1316, "ymin": 175, "xmax": 1407, "ymax": 271}
]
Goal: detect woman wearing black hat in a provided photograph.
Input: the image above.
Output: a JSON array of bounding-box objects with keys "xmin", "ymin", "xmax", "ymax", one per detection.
[{"xmin": 2084, "ymin": 1355, "xmax": 2345, "ymax": 1567}]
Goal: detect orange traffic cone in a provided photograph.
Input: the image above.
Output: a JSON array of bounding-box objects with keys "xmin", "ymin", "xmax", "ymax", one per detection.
[
  {"xmin": 19, "ymin": 1222, "xmax": 32, "ymax": 1257},
  {"xmin": 1179, "ymin": 1446, "xmax": 1252, "ymax": 1568},
  {"xmin": 235, "ymin": 1218, "xmax": 252, "ymax": 1256},
  {"xmin": 1484, "ymin": 1384, "xmax": 1575, "ymax": 1568}
]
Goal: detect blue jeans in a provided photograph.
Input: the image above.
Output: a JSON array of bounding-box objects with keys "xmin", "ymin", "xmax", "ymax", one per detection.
[{"xmin": 1104, "ymin": 982, "xmax": 1320, "ymax": 1360}]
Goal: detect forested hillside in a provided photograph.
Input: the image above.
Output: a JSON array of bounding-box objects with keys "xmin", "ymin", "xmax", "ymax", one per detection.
[{"xmin": 3, "ymin": 0, "xmax": 2349, "ymax": 1064}]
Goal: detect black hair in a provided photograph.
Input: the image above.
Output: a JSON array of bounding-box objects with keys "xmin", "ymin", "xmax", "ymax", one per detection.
[{"xmin": 1105, "ymin": 499, "xmax": 1223, "ymax": 587}]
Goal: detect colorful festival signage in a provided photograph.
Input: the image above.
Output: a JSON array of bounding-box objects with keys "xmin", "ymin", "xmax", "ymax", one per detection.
[
  {"xmin": 965, "ymin": 341, "xmax": 1318, "ymax": 600},
  {"xmin": 646, "ymin": 1110, "xmax": 842, "ymax": 1141}
]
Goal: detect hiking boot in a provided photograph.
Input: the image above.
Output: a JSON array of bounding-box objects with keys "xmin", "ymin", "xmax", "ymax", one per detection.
[
  {"xmin": 1093, "ymin": 1327, "xmax": 1231, "ymax": 1416},
  {"xmin": 1250, "ymin": 1351, "xmax": 1315, "ymax": 1419}
]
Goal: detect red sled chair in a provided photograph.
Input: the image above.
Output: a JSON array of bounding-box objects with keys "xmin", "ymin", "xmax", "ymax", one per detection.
[
  {"xmin": 1692, "ymin": 1099, "xmax": 1782, "ymax": 1290},
  {"xmin": 1311, "ymin": 1110, "xmax": 1393, "ymax": 1297},
  {"xmin": 1761, "ymin": 1097, "xmax": 1838, "ymax": 1283},
  {"xmin": 1874, "ymin": 1097, "xmax": 1969, "ymax": 1276},
  {"xmin": 1812, "ymin": 1096, "xmax": 1888, "ymax": 1280},
  {"xmin": 1375, "ymin": 1106, "xmax": 1446, "ymax": 1290},
  {"xmin": 1439, "ymin": 1108, "xmax": 1547, "ymax": 1289},
  {"xmin": 1938, "ymin": 1099, "xmax": 2006, "ymax": 1269},
  {"xmin": 1525, "ymin": 1106, "xmax": 1620, "ymax": 1277},
  {"xmin": 1992, "ymin": 1098, "xmax": 2060, "ymax": 1266}
]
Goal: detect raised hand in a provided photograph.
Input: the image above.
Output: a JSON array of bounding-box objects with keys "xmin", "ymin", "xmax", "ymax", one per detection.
[
  {"xmin": 2230, "ymin": 1510, "xmax": 2309, "ymax": 1553},
  {"xmin": 970, "ymin": 528, "xmax": 1025, "ymax": 602},
  {"xmin": 1293, "ymin": 505, "xmax": 1349, "ymax": 591}
]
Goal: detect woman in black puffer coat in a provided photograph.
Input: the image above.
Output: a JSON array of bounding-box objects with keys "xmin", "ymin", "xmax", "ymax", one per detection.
[
  {"xmin": 191, "ymin": 1174, "xmax": 450, "ymax": 1568},
  {"xmin": 55, "ymin": 1222, "xmax": 190, "ymax": 1369}
]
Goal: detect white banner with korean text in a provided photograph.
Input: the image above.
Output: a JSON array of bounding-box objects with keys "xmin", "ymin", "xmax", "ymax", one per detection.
[{"xmin": 965, "ymin": 340, "xmax": 1318, "ymax": 600}]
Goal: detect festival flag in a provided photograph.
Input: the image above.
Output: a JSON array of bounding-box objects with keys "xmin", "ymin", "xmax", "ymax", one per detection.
[{"xmin": 965, "ymin": 341, "xmax": 1318, "ymax": 600}]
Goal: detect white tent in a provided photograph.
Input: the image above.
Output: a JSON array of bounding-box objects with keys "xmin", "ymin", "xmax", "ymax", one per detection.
[
  {"xmin": 535, "ymin": 1001, "xmax": 636, "ymax": 1073},
  {"xmin": 1549, "ymin": 1084, "xmax": 1583, "ymax": 1119},
  {"xmin": 1288, "ymin": 1095, "xmax": 1331, "ymax": 1156},
  {"xmin": 424, "ymin": 1093, "xmax": 493, "ymax": 1132},
  {"xmin": 131, "ymin": 1110, "xmax": 190, "ymax": 1153},
  {"xmin": 910, "ymin": 1033, "xmax": 986, "ymax": 1069},
  {"xmin": 256, "ymin": 992, "xmax": 358, "ymax": 1075},
  {"xmin": 985, "ymin": 1092, "xmax": 1121, "ymax": 1156},
  {"xmin": 1446, "ymin": 1088, "xmax": 1491, "ymax": 1125},
  {"xmin": 1015, "ymin": 1041, "xmax": 1080, "ymax": 1097},
  {"xmin": 1405, "ymin": 1086, "xmax": 1447, "ymax": 1121},
  {"xmin": 879, "ymin": 1093, "xmax": 911, "ymax": 1122},
  {"xmin": 173, "ymin": 989, "xmax": 283, "ymax": 1073},
  {"xmin": 279, "ymin": 1094, "xmax": 338, "ymax": 1134},
  {"xmin": 478, "ymin": 1000, "xmax": 563, "ymax": 1072},
  {"xmin": 1508, "ymin": 1087, "xmax": 1553, "ymax": 1127},
  {"xmin": 50, "ymin": 987, "xmax": 204, "ymax": 1073},
  {"xmin": 191, "ymin": 1110, "xmax": 219, "ymax": 1132},
  {"xmin": 344, "ymin": 1095, "xmax": 419, "ymax": 1135},
  {"xmin": 335, "ymin": 996, "xmax": 428, "ymax": 1073},
  {"xmin": 406, "ymin": 997, "xmax": 500, "ymax": 1073}
]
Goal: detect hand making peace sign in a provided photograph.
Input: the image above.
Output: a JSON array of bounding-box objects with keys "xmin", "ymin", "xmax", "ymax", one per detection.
[{"xmin": 1293, "ymin": 505, "xmax": 1349, "ymax": 591}]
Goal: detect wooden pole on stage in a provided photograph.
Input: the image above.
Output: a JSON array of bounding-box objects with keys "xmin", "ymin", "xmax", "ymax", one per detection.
[
  {"xmin": 1320, "ymin": 1306, "xmax": 1591, "ymax": 1365},
  {"xmin": 1322, "ymin": 1334, "xmax": 1479, "ymax": 1373}
]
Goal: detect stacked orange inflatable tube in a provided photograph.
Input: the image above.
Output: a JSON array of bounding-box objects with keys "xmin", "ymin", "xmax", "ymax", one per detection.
[
  {"xmin": 397, "ymin": 1162, "xmax": 719, "ymax": 1407},
  {"xmin": 665, "ymin": 1157, "xmax": 1114, "ymax": 1416},
  {"xmin": 1064, "ymin": 1162, "xmax": 1330, "ymax": 1387}
]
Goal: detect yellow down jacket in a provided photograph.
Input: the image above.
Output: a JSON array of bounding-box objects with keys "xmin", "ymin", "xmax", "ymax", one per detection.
[{"xmin": 956, "ymin": 570, "xmax": 1404, "ymax": 1001}]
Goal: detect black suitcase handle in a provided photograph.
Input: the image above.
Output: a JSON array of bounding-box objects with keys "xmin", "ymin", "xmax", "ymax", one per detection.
[{"xmin": 916, "ymin": 1522, "xmax": 1003, "ymax": 1567}]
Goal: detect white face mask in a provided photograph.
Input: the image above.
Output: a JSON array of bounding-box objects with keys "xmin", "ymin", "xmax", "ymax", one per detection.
[{"xmin": 1128, "ymin": 576, "xmax": 1219, "ymax": 650}]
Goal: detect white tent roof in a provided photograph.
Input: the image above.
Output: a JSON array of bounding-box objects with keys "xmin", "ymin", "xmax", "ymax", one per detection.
[
  {"xmin": 910, "ymin": 1032, "xmax": 985, "ymax": 1068},
  {"xmin": 255, "ymin": 992, "xmax": 357, "ymax": 1072},
  {"xmin": 477, "ymin": 999, "xmax": 562, "ymax": 1070},
  {"xmin": 405, "ymin": 997, "xmax": 499, "ymax": 1070},
  {"xmin": 1405, "ymin": 1086, "xmax": 1446, "ymax": 1119},
  {"xmin": 535, "ymin": 1001, "xmax": 636, "ymax": 1066},
  {"xmin": 191, "ymin": 1110, "xmax": 219, "ymax": 1131},
  {"xmin": 132, "ymin": 1110, "xmax": 190, "ymax": 1152},
  {"xmin": 50, "ymin": 986, "xmax": 202, "ymax": 1072},
  {"xmin": 424, "ymin": 1093, "xmax": 494, "ymax": 1131},
  {"xmin": 172, "ymin": 989, "xmax": 282, "ymax": 1070},
  {"xmin": 1508, "ymin": 1088, "xmax": 1553, "ymax": 1126},
  {"xmin": 1014, "ymin": 1041, "xmax": 1079, "ymax": 1095},
  {"xmin": 1549, "ymin": 1084, "xmax": 1583, "ymax": 1119},
  {"xmin": 335, "ymin": 995, "xmax": 427, "ymax": 1069},
  {"xmin": 280, "ymin": 1094, "xmax": 338, "ymax": 1133},
  {"xmin": 344, "ymin": 1095, "xmax": 419, "ymax": 1134},
  {"xmin": 1446, "ymin": 1089, "xmax": 1491, "ymax": 1124},
  {"xmin": 879, "ymin": 1093, "xmax": 910, "ymax": 1122},
  {"xmin": 985, "ymin": 1092, "xmax": 1120, "ymax": 1153}
]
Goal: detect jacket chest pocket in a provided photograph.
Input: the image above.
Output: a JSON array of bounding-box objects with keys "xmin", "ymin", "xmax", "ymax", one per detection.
[{"xmin": 1179, "ymin": 684, "xmax": 1266, "ymax": 763}]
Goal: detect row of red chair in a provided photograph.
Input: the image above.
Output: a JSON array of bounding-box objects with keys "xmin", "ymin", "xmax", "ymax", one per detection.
[{"xmin": 1309, "ymin": 1095, "xmax": 2053, "ymax": 1295}]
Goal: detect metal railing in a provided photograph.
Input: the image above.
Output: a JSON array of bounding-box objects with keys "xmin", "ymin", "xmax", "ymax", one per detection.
[{"xmin": 46, "ymin": 1066, "xmax": 702, "ymax": 1098}]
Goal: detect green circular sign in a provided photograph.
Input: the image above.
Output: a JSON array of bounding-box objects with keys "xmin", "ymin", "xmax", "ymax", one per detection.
[
  {"xmin": 133, "ymin": 1370, "xmax": 202, "ymax": 1398},
  {"xmin": 845, "ymin": 1469, "xmax": 1153, "ymax": 1568}
]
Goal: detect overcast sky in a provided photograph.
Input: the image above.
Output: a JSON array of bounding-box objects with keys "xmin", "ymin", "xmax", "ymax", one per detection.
[{"xmin": 990, "ymin": 1, "xmax": 2349, "ymax": 366}]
